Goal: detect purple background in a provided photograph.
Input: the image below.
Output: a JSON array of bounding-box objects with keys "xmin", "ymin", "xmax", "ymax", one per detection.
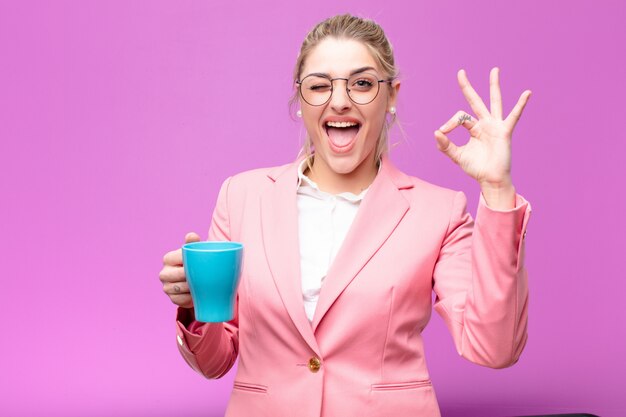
[{"xmin": 1, "ymin": 1, "xmax": 625, "ymax": 416}]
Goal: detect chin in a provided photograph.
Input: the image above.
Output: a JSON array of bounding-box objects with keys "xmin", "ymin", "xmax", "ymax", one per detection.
[{"xmin": 321, "ymin": 149, "xmax": 373, "ymax": 176}]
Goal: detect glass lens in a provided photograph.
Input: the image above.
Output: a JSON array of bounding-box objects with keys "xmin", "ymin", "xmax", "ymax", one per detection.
[
  {"xmin": 299, "ymin": 73, "xmax": 382, "ymax": 106},
  {"xmin": 347, "ymin": 73, "xmax": 380, "ymax": 104},
  {"xmin": 300, "ymin": 76, "xmax": 333, "ymax": 106}
]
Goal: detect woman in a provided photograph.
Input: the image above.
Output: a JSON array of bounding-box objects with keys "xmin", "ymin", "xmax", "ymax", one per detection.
[{"xmin": 159, "ymin": 14, "xmax": 532, "ymax": 417}]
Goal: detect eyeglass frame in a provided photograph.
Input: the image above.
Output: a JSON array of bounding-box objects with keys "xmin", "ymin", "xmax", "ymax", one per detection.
[{"xmin": 296, "ymin": 72, "xmax": 393, "ymax": 106}]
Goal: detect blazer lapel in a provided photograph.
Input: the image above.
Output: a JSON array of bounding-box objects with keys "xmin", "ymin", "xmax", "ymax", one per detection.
[
  {"xmin": 260, "ymin": 158, "xmax": 320, "ymax": 355},
  {"xmin": 311, "ymin": 156, "xmax": 413, "ymax": 332}
]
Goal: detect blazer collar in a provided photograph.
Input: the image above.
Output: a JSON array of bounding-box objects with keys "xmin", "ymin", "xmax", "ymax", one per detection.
[
  {"xmin": 260, "ymin": 155, "xmax": 413, "ymax": 349},
  {"xmin": 266, "ymin": 154, "xmax": 414, "ymax": 190}
]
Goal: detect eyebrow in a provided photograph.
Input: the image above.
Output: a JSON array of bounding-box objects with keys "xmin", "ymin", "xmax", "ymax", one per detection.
[{"xmin": 305, "ymin": 66, "xmax": 378, "ymax": 78}]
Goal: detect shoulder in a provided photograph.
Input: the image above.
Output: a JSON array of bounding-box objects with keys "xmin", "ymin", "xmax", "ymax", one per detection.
[
  {"xmin": 383, "ymin": 157, "xmax": 464, "ymax": 205},
  {"xmin": 221, "ymin": 159, "xmax": 298, "ymax": 194},
  {"xmin": 389, "ymin": 171, "xmax": 471, "ymax": 233},
  {"xmin": 404, "ymin": 176, "xmax": 467, "ymax": 219},
  {"xmin": 408, "ymin": 175, "xmax": 461, "ymax": 198}
]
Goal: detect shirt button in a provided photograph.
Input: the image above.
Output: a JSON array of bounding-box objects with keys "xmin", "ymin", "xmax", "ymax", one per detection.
[
  {"xmin": 308, "ymin": 356, "xmax": 321, "ymax": 373},
  {"xmin": 177, "ymin": 335, "xmax": 184, "ymax": 346}
]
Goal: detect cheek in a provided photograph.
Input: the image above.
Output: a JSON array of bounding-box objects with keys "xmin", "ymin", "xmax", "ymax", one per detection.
[
  {"xmin": 363, "ymin": 108, "xmax": 388, "ymax": 138},
  {"xmin": 302, "ymin": 111, "xmax": 323, "ymax": 139}
]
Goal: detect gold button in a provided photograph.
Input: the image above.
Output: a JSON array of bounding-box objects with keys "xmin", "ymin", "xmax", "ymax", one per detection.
[{"xmin": 308, "ymin": 357, "xmax": 321, "ymax": 373}]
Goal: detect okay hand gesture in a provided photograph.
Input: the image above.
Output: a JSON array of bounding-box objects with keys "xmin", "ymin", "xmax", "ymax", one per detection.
[{"xmin": 434, "ymin": 68, "xmax": 531, "ymax": 205}]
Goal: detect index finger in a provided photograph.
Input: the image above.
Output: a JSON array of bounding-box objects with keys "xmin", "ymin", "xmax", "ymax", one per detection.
[
  {"xmin": 458, "ymin": 69, "xmax": 490, "ymax": 119},
  {"xmin": 163, "ymin": 248, "xmax": 183, "ymax": 266}
]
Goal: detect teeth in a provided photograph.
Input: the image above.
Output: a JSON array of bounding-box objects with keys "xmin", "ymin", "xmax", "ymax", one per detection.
[{"xmin": 326, "ymin": 121, "xmax": 358, "ymax": 128}]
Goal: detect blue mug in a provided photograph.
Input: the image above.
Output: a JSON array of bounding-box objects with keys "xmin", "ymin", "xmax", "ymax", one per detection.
[{"xmin": 182, "ymin": 241, "xmax": 244, "ymax": 322}]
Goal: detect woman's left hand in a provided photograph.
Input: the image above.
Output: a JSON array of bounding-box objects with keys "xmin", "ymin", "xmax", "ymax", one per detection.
[{"xmin": 434, "ymin": 68, "xmax": 531, "ymax": 202}]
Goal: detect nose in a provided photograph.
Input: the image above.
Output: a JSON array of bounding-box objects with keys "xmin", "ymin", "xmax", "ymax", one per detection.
[{"xmin": 329, "ymin": 79, "xmax": 352, "ymax": 112}]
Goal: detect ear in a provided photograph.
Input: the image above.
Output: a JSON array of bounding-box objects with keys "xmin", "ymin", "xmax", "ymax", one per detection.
[{"xmin": 388, "ymin": 80, "xmax": 401, "ymax": 110}]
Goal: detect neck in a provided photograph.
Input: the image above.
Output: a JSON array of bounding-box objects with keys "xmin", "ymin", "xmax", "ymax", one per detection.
[{"xmin": 305, "ymin": 154, "xmax": 379, "ymax": 195}]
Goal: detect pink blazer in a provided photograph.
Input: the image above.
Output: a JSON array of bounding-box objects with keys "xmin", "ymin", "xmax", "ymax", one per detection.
[{"xmin": 174, "ymin": 155, "xmax": 531, "ymax": 417}]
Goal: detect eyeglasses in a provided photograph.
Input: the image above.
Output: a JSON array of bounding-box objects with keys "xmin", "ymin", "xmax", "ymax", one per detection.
[{"xmin": 296, "ymin": 72, "xmax": 391, "ymax": 106}]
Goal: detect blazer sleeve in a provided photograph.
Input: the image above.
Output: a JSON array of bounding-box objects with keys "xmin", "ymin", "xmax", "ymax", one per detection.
[
  {"xmin": 432, "ymin": 191, "xmax": 531, "ymax": 369},
  {"xmin": 174, "ymin": 176, "xmax": 240, "ymax": 379}
]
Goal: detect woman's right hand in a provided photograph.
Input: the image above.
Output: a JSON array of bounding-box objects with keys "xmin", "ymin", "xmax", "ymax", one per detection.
[{"xmin": 159, "ymin": 232, "xmax": 201, "ymax": 309}]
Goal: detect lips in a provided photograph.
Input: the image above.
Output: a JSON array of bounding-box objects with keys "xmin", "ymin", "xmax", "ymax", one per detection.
[{"xmin": 324, "ymin": 119, "xmax": 361, "ymax": 153}]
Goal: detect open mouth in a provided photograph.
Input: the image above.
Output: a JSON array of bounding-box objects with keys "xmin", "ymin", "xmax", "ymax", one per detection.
[{"xmin": 324, "ymin": 121, "xmax": 361, "ymax": 153}]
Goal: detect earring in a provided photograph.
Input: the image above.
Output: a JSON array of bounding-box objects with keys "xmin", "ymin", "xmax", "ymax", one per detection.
[
  {"xmin": 296, "ymin": 109, "xmax": 302, "ymax": 118},
  {"xmin": 389, "ymin": 107, "xmax": 396, "ymax": 115}
]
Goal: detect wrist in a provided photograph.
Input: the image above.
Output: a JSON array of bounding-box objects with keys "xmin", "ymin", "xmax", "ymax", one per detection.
[{"xmin": 480, "ymin": 181, "xmax": 516, "ymax": 210}]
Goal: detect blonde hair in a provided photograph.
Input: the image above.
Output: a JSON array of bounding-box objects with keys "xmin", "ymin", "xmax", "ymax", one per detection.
[{"xmin": 290, "ymin": 14, "xmax": 399, "ymax": 165}]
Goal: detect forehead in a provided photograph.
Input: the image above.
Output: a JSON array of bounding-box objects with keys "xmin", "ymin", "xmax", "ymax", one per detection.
[{"xmin": 301, "ymin": 38, "xmax": 381, "ymax": 77}]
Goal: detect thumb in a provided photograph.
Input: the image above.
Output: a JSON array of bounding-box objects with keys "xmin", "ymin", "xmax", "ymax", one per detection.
[
  {"xmin": 184, "ymin": 232, "xmax": 202, "ymax": 244},
  {"xmin": 434, "ymin": 130, "xmax": 460, "ymax": 165}
]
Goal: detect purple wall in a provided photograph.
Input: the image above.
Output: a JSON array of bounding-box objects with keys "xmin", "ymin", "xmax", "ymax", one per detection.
[{"xmin": 2, "ymin": 1, "xmax": 624, "ymax": 416}]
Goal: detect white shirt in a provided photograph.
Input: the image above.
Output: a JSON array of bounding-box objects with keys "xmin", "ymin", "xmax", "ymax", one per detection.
[{"xmin": 296, "ymin": 158, "xmax": 374, "ymax": 322}]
